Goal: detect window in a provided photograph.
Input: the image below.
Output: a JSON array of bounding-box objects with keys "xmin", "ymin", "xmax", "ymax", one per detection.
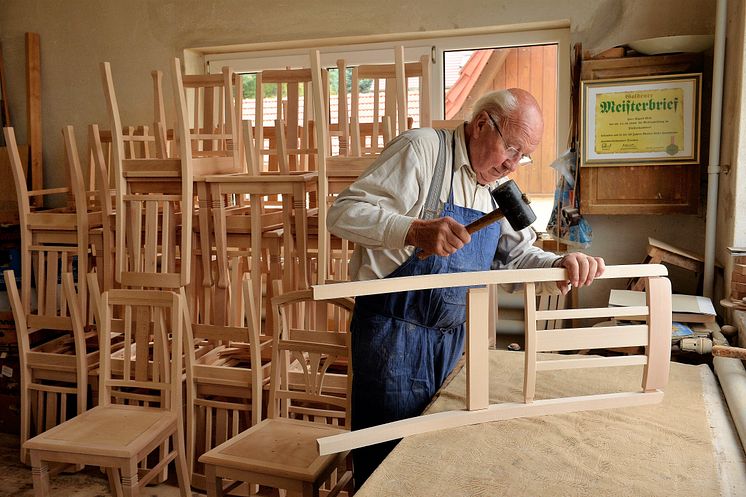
[{"xmin": 198, "ymin": 23, "xmax": 570, "ymax": 230}]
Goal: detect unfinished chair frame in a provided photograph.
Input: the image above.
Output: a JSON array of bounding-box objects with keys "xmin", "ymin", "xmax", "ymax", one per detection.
[
  {"xmin": 4, "ymin": 126, "xmax": 97, "ymax": 320},
  {"xmin": 253, "ymin": 68, "xmax": 317, "ymax": 173},
  {"xmin": 100, "ymin": 61, "xmax": 193, "ymax": 290},
  {"xmin": 197, "ymin": 283, "xmax": 355, "ymax": 497},
  {"xmin": 343, "ymin": 46, "xmax": 432, "ymax": 156},
  {"xmin": 185, "ymin": 277, "xmax": 272, "ymax": 490},
  {"xmin": 311, "ymin": 264, "xmax": 672, "ymax": 454},
  {"xmin": 5, "ymin": 271, "xmax": 94, "ymax": 466}
]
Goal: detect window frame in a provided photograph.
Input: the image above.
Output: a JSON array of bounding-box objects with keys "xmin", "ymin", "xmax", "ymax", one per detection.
[{"xmin": 197, "ymin": 22, "xmax": 571, "ymax": 158}]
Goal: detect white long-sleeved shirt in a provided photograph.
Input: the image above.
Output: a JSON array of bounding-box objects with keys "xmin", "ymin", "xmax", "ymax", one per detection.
[{"xmin": 327, "ymin": 124, "xmax": 561, "ymax": 283}]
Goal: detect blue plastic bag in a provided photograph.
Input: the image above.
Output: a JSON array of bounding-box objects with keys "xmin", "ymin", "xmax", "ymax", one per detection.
[{"xmin": 546, "ymin": 148, "xmax": 593, "ymax": 249}]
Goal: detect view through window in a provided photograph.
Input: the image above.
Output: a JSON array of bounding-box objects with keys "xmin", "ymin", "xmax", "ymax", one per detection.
[{"xmin": 444, "ymin": 45, "xmax": 559, "ymax": 230}]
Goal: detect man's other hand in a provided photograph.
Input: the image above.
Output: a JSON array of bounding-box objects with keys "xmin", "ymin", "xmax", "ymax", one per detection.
[
  {"xmin": 406, "ymin": 217, "xmax": 471, "ymax": 259},
  {"xmin": 556, "ymin": 253, "xmax": 606, "ymax": 295}
]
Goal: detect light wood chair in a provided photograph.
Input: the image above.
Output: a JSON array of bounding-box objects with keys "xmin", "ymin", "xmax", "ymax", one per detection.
[
  {"xmin": 186, "ymin": 277, "xmax": 272, "ymax": 490},
  {"xmin": 4, "ymin": 126, "xmax": 98, "ymax": 320},
  {"xmin": 174, "ymin": 59, "xmax": 248, "ymax": 291},
  {"xmin": 198, "ymin": 284, "xmax": 354, "ymax": 497},
  {"xmin": 100, "ymin": 61, "xmax": 193, "ymax": 290},
  {"xmin": 4, "ymin": 271, "xmax": 96, "ymax": 465},
  {"xmin": 177, "ymin": 63, "xmax": 241, "ymax": 175},
  {"xmin": 254, "ymin": 67, "xmax": 318, "ymax": 173},
  {"xmin": 23, "ymin": 288, "xmax": 191, "ymax": 497},
  {"xmin": 310, "ymin": 264, "xmax": 673, "ymax": 455},
  {"xmin": 342, "ymin": 46, "xmax": 432, "ymax": 155}
]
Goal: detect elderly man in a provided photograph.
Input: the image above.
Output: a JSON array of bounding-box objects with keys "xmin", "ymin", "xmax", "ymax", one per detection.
[{"xmin": 327, "ymin": 88, "xmax": 605, "ymax": 485}]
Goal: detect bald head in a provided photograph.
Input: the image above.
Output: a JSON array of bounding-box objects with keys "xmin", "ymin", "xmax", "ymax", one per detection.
[
  {"xmin": 506, "ymin": 88, "xmax": 544, "ymax": 148},
  {"xmin": 471, "ymin": 88, "xmax": 544, "ymax": 149},
  {"xmin": 465, "ymin": 88, "xmax": 544, "ymax": 185}
]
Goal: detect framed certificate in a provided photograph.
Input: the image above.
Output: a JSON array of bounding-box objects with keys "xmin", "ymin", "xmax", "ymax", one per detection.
[{"xmin": 580, "ymin": 73, "xmax": 701, "ymax": 166}]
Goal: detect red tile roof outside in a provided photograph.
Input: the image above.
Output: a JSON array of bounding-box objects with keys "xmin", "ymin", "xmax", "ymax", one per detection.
[
  {"xmin": 241, "ymin": 89, "xmax": 421, "ymax": 130},
  {"xmin": 444, "ymin": 49, "xmax": 493, "ymax": 119}
]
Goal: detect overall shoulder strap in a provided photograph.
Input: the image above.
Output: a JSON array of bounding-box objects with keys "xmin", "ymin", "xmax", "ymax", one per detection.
[{"xmin": 421, "ymin": 128, "xmax": 450, "ymax": 220}]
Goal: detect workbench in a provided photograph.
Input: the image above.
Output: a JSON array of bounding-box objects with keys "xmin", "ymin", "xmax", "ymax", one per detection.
[{"xmin": 356, "ymin": 350, "xmax": 746, "ymax": 497}]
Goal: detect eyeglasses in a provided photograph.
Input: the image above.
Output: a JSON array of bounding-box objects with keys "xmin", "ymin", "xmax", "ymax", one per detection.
[{"xmin": 486, "ymin": 114, "xmax": 533, "ymax": 165}]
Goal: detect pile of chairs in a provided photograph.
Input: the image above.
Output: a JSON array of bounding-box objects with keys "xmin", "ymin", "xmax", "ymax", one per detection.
[{"xmin": 4, "ymin": 46, "xmax": 431, "ymax": 496}]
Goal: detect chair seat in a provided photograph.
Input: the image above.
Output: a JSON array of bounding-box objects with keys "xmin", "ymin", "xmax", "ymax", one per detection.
[
  {"xmin": 199, "ymin": 417, "xmax": 347, "ymax": 482},
  {"xmin": 24, "ymin": 404, "xmax": 177, "ymax": 458}
]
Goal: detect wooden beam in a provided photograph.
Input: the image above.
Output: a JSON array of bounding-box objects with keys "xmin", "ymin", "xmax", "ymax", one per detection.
[
  {"xmin": 312, "ymin": 264, "xmax": 668, "ymax": 300},
  {"xmin": 26, "ymin": 33, "xmax": 42, "ymax": 205},
  {"xmin": 317, "ymin": 391, "xmax": 664, "ymax": 455},
  {"xmin": 466, "ymin": 287, "xmax": 489, "ymax": 411}
]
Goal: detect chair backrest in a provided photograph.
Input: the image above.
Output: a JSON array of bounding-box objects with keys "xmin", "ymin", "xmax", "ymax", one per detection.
[
  {"xmin": 174, "ymin": 61, "xmax": 240, "ymax": 175},
  {"xmin": 102, "ymin": 61, "xmax": 193, "ymax": 289},
  {"xmin": 344, "ymin": 46, "xmax": 432, "ymax": 155},
  {"xmin": 254, "ymin": 67, "xmax": 318, "ymax": 173},
  {"xmin": 5, "ymin": 270, "xmax": 90, "ymax": 463},
  {"xmin": 269, "ymin": 285, "xmax": 353, "ymax": 427},
  {"xmin": 185, "ymin": 277, "xmax": 269, "ymax": 485},
  {"xmin": 4, "ymin": 126, "xmax": 93, "ymax": 320},
  {"xmin": 99, "ymin": 288, "xmax": 185, "ymax": 411}
]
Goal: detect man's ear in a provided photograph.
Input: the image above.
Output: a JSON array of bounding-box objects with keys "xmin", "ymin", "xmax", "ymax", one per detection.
[{"xmin": 473, "ymin": 111, "xmax": 489, "ymax": 138}]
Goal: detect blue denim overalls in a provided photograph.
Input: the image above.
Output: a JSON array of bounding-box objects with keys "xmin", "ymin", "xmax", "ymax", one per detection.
[{"xmin": 350, "ymin": 129, "xmax": 502, "ymax": 485}]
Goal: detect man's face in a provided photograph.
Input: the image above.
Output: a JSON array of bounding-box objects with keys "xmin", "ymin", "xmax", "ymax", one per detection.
[{"xmin": 469, "ymin": 111, "xmax": 538, "ymax": 185}]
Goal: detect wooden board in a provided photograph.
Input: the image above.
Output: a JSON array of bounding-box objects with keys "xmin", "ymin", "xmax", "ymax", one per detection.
[{"xmin": 25, "ymin": 33, "xmax": 42, "ymax": 205}]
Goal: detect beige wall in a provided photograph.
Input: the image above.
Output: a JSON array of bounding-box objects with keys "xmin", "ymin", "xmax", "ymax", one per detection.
[{"xmin": 0, "ymin": 0, "xmax": 730, "ymax": 304}]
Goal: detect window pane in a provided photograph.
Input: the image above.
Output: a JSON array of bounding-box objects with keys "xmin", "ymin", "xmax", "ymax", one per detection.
[{"xmin": 444, "ymin": 45, "xmax": 559, "ymax": 230}]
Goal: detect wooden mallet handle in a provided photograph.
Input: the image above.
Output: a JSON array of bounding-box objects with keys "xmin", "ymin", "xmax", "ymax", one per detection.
[{"xmin": 465, "ymin": 209, "xmax": 505, "ymax": 234}]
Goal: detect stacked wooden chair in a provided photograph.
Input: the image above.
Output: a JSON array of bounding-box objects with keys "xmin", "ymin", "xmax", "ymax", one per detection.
[
  {"xmin": 253, "ymin": 67, "xmax": 317, "ymax": 173},
  {"xmin": 98, "ymin": 60, "xmax": 196, "ymax": 490},
  {"xmin": 23, "ymin": 287, "xmax": 191, "ymax": 497},
  {"xmin": 100, "ymin": 60, "xmax": 193, "ymax": 292},
  {"xmin": 3, "ymin": 126, "xmax": 107, "ymax": 464},
  {"xmin": 309, "ymin": 47, "xmax": 434, "ymax": 284},
  {"xmin": 343, "ymin": 46, "xmax": 432, "ymax": 156},
  {"xmin": 198, "ymin": 285, "xmax": 354, "ymax": 497},
  {"xmin": 206, "ymin": 66, "xmax": 323, "ymax": 331},
  {"xmin": 185, "ymin": 277, "xmax": 271, "ymax": 490},
  {"xmin": 4, "ymin": 270, "xmax": 92, "ymax": 466}
]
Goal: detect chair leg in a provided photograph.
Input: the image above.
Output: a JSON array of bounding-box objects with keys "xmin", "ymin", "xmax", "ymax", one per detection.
[
  {"xmin": 20, "ymin": 385, "xmax": 30, "ymax": 464},
  {"xmin": 156, "ymin": 439, "xmax": 169, "ymax": 483},
  {"xmin": 106, "ymin": 467, "xmax": 124, "ymax": 497},
  {"xmin": 29, "ymin": 452, "xmax": 51, "ymax": 497},
  {"xmin": 205, "ymin": 464, "xmax": 225, "ymax": 497},
  {"xmin": 120, "ymin": 460, "xmax": 139, "ymax": 497},
  {"xmin": 174, "ymin": 428, "xmax": 191, "ymax": 497}
]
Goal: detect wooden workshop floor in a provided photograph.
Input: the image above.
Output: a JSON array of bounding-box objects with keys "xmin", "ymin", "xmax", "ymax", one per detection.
[{"xmin": 0, "ymin": 432, "xmax": 205, "ymax": 497}]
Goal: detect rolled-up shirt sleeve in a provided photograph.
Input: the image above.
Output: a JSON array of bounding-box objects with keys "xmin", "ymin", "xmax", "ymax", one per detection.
[{"xmin": 328, "ymin": 132, "xmax": 436, "ymax": 250}]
